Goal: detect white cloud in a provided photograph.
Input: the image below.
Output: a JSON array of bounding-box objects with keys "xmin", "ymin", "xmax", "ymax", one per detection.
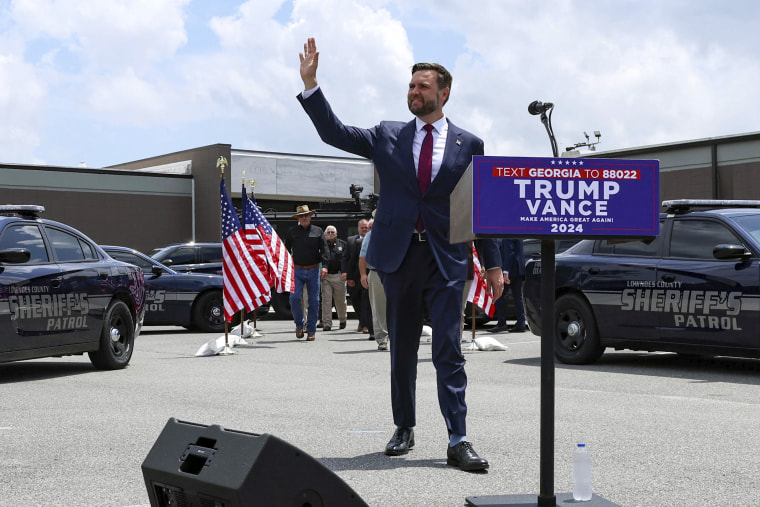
[
  {"xmin": 1, "ymin": 0, "xmax": 759, "ymax": 166},
  {"xmin": 10, "ymin": 0, "xmax": 189, "ymax": 70},
  {"xmin": 0, "ymin": 32, "xmax": 46, "ymax": 162},
  {"xmin": 192, "ymin": 0, "xmax": 415, "ymax": 153},
  {"xmin": 427, "ymin": 1, "xmax": 760, "ymax": 155}
]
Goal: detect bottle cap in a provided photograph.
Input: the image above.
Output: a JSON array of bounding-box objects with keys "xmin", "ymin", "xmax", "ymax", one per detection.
[{"xmin": 577, "ymin": 443, "xmax": 586, "ymax": 447}]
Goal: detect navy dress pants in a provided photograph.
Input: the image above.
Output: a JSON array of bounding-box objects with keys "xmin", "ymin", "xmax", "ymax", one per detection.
[{"xmin": 379, "ymin": 240, "xmax": 468, "ymax": 436}]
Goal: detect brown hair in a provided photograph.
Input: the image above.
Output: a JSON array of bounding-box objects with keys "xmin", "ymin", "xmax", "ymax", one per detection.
[{"xmin": 412, "ymin": 63, "xmax": 453, "ymax": 92}]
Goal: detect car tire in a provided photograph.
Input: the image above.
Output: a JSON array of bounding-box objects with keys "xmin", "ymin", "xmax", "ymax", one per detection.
[
  {"xmin": 192, "ymin": 291, "xmax": 227, "ymax": 332},
  {"xmin": 554, "ymin": 293, "xmax": 604, "ymax": 365},
  {"xmin": 88, "ymin": 300, "xmax": 135, "ymax": 370}
]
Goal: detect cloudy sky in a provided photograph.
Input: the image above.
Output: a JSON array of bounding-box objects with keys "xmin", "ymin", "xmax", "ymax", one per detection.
[{"xmin": 1, "ymin": 0, "xmax": 759, "ymax": 168}]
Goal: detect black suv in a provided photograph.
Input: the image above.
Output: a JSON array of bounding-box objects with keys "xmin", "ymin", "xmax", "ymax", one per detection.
[
  {"xmin": 151, "ymin": 243, "xmax": 222, "ymax": 275},
  {"xmin": 524, "ymin": 199, "xmax": 760, "ymax": 364}
]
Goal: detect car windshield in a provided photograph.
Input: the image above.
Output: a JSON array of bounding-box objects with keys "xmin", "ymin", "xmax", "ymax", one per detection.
[
  {"xmin": 150, "ymin": 246, "xmax": 174, "ymax": 259},
  {"xmin": 731, "ymin": 213, "xmax": 760, "ymax": 244}
]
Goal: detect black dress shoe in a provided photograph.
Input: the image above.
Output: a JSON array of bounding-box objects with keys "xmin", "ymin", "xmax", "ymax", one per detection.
[
  {"xmin": 384, "ymin": 427, "xmax": 414, "ymax": 456},
  {"xmin": 487, "ymin": 324, "xmax": 509, "ymax": 333},
  {"xmin": 509, "ymin": 324, "xmax": 527, "ymax": 333},
  {"xmin": 446, "ymin": 441, "xmax": 489, "ymax": 471},
  {"xmin": 339, "ymin": 322, "xmax": 347, "ymax": 329},
  {"xmin": 323, "ymin": 325, "xmax": 331, "ymax": 331}
]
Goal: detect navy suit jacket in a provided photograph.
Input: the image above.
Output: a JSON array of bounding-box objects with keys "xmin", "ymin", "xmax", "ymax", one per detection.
[
  {"xmin": 298, "ymin": 88, "xmax": 499, "ymax": 281},
  {"xmin": 499, "ymin": 239, "xmax": 525, "ymax": 277},
  {"xmin": 341, "ymin": 234, "xmax": 364, "ymax": 282}
]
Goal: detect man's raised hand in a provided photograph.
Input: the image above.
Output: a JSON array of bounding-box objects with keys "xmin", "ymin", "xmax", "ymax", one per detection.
[{"xmin": 299, "ymin": 37, "xmax": 319, "ymax": 90}]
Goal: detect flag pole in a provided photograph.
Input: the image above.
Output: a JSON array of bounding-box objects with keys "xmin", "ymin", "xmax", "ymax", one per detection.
[
  {"xmin": 248, "ymin": 177, "xmax": 264, "ymax": 338},
  {"xmin": 471, "ymin": 297, "xmax": 476, "ymax": 342},
  {"xmin": 234, "ymin": 171, "xmax": 253, "ymax": 345},
  {"xmin": 218, "ymin": 155, "xmax": 237, "ymax": 355}
]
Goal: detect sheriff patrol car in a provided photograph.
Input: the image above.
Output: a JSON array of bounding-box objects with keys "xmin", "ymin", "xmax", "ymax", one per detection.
[
  {"xmin": 0, "ymin": 205, "xmax": 145, "ymax": 369},
  {"xmin": 524, "ymin": 200, "xmax": 760, "ymax": 364},
  {"xmin": 103, "ymin": 246, "xmax": 228, "ymax": 332}
]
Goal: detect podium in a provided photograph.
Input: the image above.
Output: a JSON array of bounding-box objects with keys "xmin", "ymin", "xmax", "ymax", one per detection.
[{"xmin": 451, "ymin": 155, "xmax": 659, "ymax": 506}]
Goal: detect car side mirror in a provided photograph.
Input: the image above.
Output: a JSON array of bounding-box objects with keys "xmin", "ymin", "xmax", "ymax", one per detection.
[
  {"xmin": 0, "ymin": 248, "xmax": 31, "ymax": 264},
  {"xmin": 713, "ymin": 244, "xmax": 751, "ymax": 260},
  {"xmin": 151, "ymin": 265, "xmax": 164, "ymax": 276}
]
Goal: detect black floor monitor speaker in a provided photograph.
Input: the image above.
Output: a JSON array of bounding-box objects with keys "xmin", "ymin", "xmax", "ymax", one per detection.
[{"xmin": 142, "ymin": 418, "xmax": 368, "ymax": 507}]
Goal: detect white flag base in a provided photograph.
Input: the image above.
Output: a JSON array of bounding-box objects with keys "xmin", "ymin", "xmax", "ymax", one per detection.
[
  {"xmin": 239, "ymin": 321, "xmax": 253, "ymax": 338},
  {"xmin": 217, "ymin": 344, "xmax": 238, "ymax": 355},
  {"xmin": 473, "ymin": 336, "xmax": 509, "ymax": 351},
  {"xmin": 235, "ymin": 321, "xmax": 263, "ymax": 339},
  {"xmin": 462, "ymin": 341, "xmax": 479, "ymax": 352},
  {"xmin": 195, "ymin": 334, "xmax": 246, "ymax": 357}
]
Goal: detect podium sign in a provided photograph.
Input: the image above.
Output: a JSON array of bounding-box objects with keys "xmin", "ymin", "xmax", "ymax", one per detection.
[
  {"xmin": 452, "ymin": 155, "xmax": 653, "ymax": 507},
  {"xmin": 451, "ymin": 156, "xmax": 659, "ymax": 242}
]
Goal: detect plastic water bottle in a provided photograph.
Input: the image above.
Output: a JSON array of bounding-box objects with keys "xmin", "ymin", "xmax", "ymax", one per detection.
[{"xmin": 572, "ymin": 443, "xmax": 592, "ymax": 501}]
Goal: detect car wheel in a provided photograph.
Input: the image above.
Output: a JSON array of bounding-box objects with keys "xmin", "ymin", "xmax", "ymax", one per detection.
[
  {"xmin": 193, "ymin": 291, "xmax": 227, "ymax": 332},
  {"xmin": 88, "ymin": 300, "xmax": 135, "ymax": 370},
  {"xmin": 554, "ymin": 294, "xmax": 604, "ymax": 365}
]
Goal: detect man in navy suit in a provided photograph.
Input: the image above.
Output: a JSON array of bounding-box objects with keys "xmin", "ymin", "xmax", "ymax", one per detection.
[
  {"xmin": 502, "ymin": 239, "xmax": 527, "ymax": 332},
  {"xmin": 297, "ymin": 37, "xmax": 503, "ymax": 471},
  {"xmin": 489, "ymin": 239, "xmax": 527, "ymax": 333}
]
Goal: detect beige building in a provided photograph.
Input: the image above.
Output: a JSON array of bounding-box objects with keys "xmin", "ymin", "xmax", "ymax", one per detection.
[
  {"xmin": 2, "ymin": 132, "xmax": 759, "ymax": 253},
  {"xmin": 585, "ymin": 131, "xmax": 760, "ymax": 200}
]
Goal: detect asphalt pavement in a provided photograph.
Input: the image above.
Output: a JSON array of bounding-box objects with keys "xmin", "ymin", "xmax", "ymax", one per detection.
[{"xmin": 2, "ymin": 313, "xmax": 760, "ymax": 506}]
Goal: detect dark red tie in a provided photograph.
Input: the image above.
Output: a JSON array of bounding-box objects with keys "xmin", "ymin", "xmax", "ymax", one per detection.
[{"xmin": 417, "ymin": 124, "xmax": 434, "ymax": 232}]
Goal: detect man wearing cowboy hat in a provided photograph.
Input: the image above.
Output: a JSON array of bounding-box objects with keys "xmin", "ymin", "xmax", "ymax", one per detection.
[{"xmin": 284, "ymin": 204, "xmax": 329, "ymax": 341}]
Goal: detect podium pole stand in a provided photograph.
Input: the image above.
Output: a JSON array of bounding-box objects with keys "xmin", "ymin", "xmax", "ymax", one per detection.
[
  {"xmin": 464, "ymin": 240, "xmax": 559, "ymax": 507},
  {"xmin": 465, "ymin": 241, "xmax": 619, "ymax": 507},
  {"xmin": 538, "ymin": 240, "xmax": 557, "ymax": 506}
]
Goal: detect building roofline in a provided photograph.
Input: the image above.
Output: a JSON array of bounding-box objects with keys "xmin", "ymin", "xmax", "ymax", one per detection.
[
  {"xmin": 0, "ymin": 162, "xmax": 191, "ymax": 178},
  {"xmin": 106, "ymin": 143, "xmax": 232, "ymax": 169},
  {"xmin": 232, "ymin": 147, "xmax": 371, "ymax": 164},
  {"xmin": 587, "ymin": 130, "xmax": 760, "ymax": 158}
]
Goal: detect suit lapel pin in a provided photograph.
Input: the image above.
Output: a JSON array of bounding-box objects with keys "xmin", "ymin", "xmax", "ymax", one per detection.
[{"xmin": 456, "ymin": 139, "xmax": 462, "ymax": 146}]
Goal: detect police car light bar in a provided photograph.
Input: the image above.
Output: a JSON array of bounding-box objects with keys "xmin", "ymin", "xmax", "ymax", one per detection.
[
  {"xmin": 0, "ymin": 205, "xmax": 46, "ymax": 217},
  {"xmin": 662, "ymin": 200, "xmax": 760, "ymax": 213}
]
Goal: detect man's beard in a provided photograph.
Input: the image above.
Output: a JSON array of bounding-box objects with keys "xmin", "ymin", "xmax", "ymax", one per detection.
[{"xmin": 408, "ymin": 95, "xmax": 439, "ymax": 117}]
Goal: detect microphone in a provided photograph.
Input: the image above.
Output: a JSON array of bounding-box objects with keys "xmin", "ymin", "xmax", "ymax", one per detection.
[{"xmin": 528, "ymin": 100, "xmax": 554, "ymax": 115}]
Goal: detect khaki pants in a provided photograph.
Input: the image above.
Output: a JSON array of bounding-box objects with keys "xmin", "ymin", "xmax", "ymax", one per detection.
[
  {"xmin": 460, "ymin": 279, "xmax": 474, "ymax": 340},
  {"xmin": 368, "ymin": 270, "xmax": 388, "ymax": 345},
  {"xmin": 321, "ymin": 273, "xmax": 347, "ymax": 327}
]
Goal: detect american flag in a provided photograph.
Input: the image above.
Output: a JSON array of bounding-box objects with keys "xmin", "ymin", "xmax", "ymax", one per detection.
[
  {"xmin": 242, "ymin": 187, "xmax": 274, "ymax": 287},
  {"xmin": 243, "ymin": 191, "xmax": 295, "ymax": 293},
  {"xmin": 220, "ymin": 179, "xmax": 271, "ymax": 321},
  {"xmin": 467, "ymin": 245, "xmax": 495, "ymax": 317}
]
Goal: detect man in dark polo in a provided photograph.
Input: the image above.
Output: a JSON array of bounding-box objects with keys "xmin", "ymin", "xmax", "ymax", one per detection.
[
  {"xmin": 320, "ymin": 225, "xmax": 347, "ymax": 331},
  {"xmin": 284, "ymin": 205, "xmax": 328, "ymax": 341}
]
